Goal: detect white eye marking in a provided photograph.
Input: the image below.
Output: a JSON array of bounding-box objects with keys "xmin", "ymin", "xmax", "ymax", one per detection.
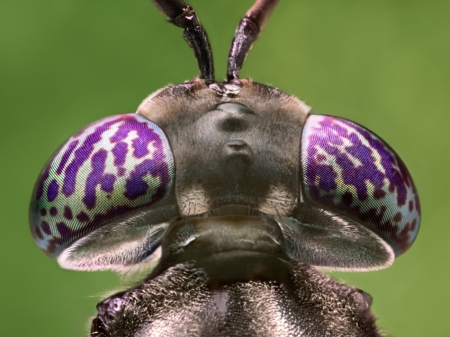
[
  {"xmin": 258, "ymin": 184, "xmax": 297, "ymax": 216},
  {"xmin": 178, "ymin": 184, "xmax": 210, "ymax": 216}
]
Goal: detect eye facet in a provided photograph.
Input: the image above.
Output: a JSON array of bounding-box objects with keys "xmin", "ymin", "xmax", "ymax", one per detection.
[
  {"xmin": 30, "ymin": 113, "xmax": 175, "ymax": 259},
  {"xmin": 300, "ymin": 114, "xmax": 420, "ymax": 258}
]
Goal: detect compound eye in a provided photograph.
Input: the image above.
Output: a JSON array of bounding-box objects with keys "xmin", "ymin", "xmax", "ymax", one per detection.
[
  {"xmin": 30, "ymin": 114, "xmax": 175, "ymax": 264},
  {"xmin": 298, "ymin": 114, "xmax": 420, "ymax": 268}
]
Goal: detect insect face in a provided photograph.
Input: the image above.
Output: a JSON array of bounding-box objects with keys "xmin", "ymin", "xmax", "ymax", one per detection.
[{"xmin": 29, "ymin": 0, "xmax": 421, "ymax": 335}]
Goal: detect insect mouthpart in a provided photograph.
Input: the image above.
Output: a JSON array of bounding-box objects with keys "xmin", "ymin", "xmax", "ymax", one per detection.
[{"xmin": 156, "ymin": 207, "xmax": 291, "ymax": 284}]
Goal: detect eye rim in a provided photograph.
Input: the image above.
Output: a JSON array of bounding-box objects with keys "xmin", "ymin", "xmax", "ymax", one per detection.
[{"xmin": 277, "ymin": 208, "xmax": 396, "ymax": 272}]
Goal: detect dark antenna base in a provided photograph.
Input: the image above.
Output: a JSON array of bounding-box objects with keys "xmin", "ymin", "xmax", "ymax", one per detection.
[
  {"xmin": 151, "ymin": 0, "xmax": 215, "ymax": 82},
  {"xmin": 227, "ymin": 0, "xmax": 280, "ymax": 82}
]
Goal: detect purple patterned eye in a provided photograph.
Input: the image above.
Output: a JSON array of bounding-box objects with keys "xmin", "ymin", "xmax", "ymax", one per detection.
[
  {"xmin": 299, "ymin": 114, "xmax": 420, "ymax": 265},
  {"xmin": 29, "ymin": 114, "xmax": 175, "ymax": 266}
]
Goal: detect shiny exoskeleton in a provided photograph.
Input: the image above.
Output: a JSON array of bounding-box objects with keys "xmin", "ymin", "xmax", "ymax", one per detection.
[{"xmin": 29, "ymin": 0, "xmax": 420, "ymax": 336}]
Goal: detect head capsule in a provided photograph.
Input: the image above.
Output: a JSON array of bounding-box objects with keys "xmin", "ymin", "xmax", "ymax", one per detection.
[{"xmin": 29, "ymin": 0, "xmax": 421, "ymax": 275}]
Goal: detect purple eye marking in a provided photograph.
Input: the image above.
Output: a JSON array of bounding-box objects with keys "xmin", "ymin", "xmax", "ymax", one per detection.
[
  {"xmin": 30, "ymin": 114, "xmax": 175, "ymax": 257},
  {"xmin": 50, "ymin": 207, "xmax": 58, "ymax": 216},
  {"xmin": 63, "ymin": 206, "xmax": 73, "ymax": 220},
  {"xmin": 76, "ymin": 212, "xmax": 89, "ymax": 223},
  {"xmin": 83, "ymin": 149, "xmax": 110, "ymax": 209},
  {"xmin": 41, "ymin": 222, "xmax": 51, "ymax": 235},
  {"xmin": 47, "ymin": 180, "xmax": 59, "ymax": 202},
  {"xmin": 301, "ymin": 115, "xmax": 420, "ymax": 255},
  {"xmin": 61, "ymin": 120, "xmax": 118, "ymax": 198},
  {"xmin": 112, "ymin": 142, "xmax": 127, "ymax": 166},
  {"xmin": 56, "ymin": 140, "xmax": 78, "ymax": 175},
  {"xmin": 35, "ymin": 165, "xmax": 50, "ymax": 201}
]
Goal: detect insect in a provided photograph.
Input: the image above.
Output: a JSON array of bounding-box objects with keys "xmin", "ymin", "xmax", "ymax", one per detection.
[{"xmin": 29, "ymin": 0, "xmax": 421, "ymax": 335}]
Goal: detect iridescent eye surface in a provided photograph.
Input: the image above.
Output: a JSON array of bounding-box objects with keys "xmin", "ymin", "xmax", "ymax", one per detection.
[
  {"xmin": 30, "ymin": 113, "xmax": 175, "ymax": 258},
  {"xmin": 301, "ymin": 114, "xmax": 420, "ymax": 257}
]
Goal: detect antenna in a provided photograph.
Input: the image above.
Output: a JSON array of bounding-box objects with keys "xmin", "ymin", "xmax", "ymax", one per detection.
[
  {"xmin": 151, "ymin": 0, "xmax": 215, "ymax": 82},
  {"xmin": 227, "ymin": 0, "xmax": 280, "ymax": 82}
]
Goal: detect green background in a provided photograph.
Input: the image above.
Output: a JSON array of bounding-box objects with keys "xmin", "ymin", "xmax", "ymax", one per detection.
[{"xmin": 1, "ymin": 0, "xmax": 449, "ymax": 336}]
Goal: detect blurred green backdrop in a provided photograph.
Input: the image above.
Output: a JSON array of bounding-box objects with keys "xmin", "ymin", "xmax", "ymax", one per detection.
[{"xmin": 1, "ymin": 0, "xmax": 449, "ymax": 336}]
